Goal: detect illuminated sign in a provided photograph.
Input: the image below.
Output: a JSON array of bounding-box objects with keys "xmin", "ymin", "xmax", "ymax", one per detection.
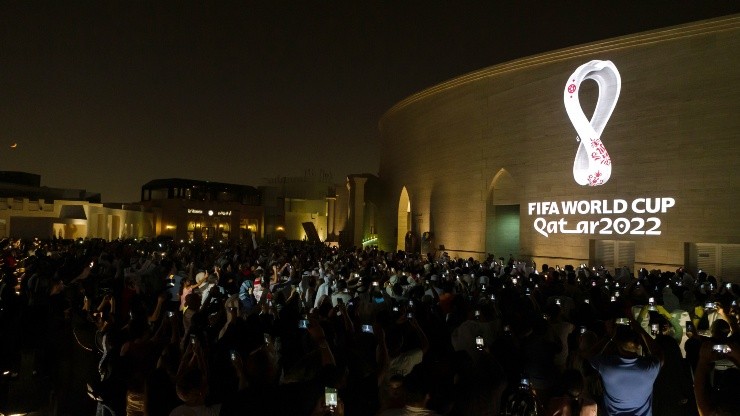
[
  {"xmin": 564, "ymin": 60, "xmax": 621, "ymax": 187},
  {"xmin": 186, "ymin": 208, "xmax": 231, "ymax": 216},
  {"xmin": 527, "ymin": 198, "xmax": 675, "ymax": 237}
]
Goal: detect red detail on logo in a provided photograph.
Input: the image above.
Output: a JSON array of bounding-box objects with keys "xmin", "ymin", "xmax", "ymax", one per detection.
[
  {"xmin": 587, "ymin": 171, "xmax": 604, "ymax": 186},
  {"xmin": 589, "ymin": 138, "xmax": 611, "ymax": 166},
  {"xmin": 567, "ymin": 84, "xmax": 577, "ymax": 94}
]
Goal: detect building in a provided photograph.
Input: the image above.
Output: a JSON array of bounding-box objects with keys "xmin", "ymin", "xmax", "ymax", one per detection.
[
  {"xmin": 0, "ymin": 171, "xmax": 153, "ymax": 239},
  {"xmin": 139, "ymin": 178, "xmax": 263, "ymax": 242},
  {"xmin": 259, "ymin": 171, "xmax": 349, "ymax": 245},
  {"xmin": 368, "ymin": 16, "xmax": 740, "ymax": 279}
]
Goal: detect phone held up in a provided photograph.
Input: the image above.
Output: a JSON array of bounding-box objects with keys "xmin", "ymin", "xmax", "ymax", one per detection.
[{"xmin": 325, "ymin": 387, "xmax": 338, "ymax": 413}]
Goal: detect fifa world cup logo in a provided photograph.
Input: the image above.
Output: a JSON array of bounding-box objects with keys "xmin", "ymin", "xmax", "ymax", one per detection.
[{"xmin": 564, "ymin": 60, "xmax": 621, "ymax": 186}]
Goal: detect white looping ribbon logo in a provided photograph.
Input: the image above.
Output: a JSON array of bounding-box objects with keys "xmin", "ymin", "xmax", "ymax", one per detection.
[{"xmin": 564, "ymin": 60, "xmax": 621, "ymax": 186}]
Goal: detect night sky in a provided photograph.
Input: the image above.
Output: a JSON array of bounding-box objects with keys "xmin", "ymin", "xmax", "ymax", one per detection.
[{"xmin": 1, "ymin": 1, "xmax": 737, "ymax": 202}]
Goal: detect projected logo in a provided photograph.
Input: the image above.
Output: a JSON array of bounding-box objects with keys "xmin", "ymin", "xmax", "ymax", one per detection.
[{"xmin": 564, "ymin": 60, "xmax": 621, "ymax": 186}]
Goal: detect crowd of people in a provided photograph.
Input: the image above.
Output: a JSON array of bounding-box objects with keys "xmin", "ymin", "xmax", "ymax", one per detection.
[{"xmin": 0, "ymin": 237, "xmax": 738, "ymax": 416}]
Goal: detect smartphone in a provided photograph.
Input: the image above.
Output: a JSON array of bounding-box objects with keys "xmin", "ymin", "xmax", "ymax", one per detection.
[
  {"xmin": 490, "ymin": 294, "xmax": 496, "ymax": 301},
  {"xmin": 686, "ymin": 322, "xmax": 695, "ymax": 333},
  {"xmin": 584, "ymin": 299, "xmax": 590, "ymax": 304},
  {"xmin": 190, "ymin": 334, "xmax": 197, "ymax": 345},
  {"xmin": 372, "ymin": 281, "xmax": 379, "ymax": 287},
  {"xmin": 616, "ymin": 318, "xmax": 630, "ymax": 326},
  {"xmin": 230, "ymin": 350, "xmax": 237, "ymax": 361},
  {"xmin": 392, "ymin": 306, "xmax": 399, "ymax": 312},
  {"xmin": 408, "ymin": 300, "xmax": 414, "ymax": 307},
  {"xmin": 475, "ymin": 336, "xmax": 484, "ymax": 350},
  {"xmin": 167, "ymin": 311, "xmax": 175, "ymax": 318},
  {"xmin": 650, "ymin": 323, "xmax": 659, "ymax": 335},
  {"xmin": 648, "ymin": 297, "xmax": 655, "ymax": 304},
  {"xmin": 474, "ymin": 310, "xmax": 481, "ymax": 318},
  {"xmin": 704, "ymin": 302, "xmax": 716, "ymax": 310},
  {"xmin": 726, "ymin": 283, "xmax": 732, "ymax": 289},
  {"xmin": 555, "ymin": 299, "xmax": 561, "ymax": 306},
  {"xmin": 713, "ymin": 344, "xmax": 731, "ymax": 354},
  {"xmin": 580, "ymin": 326, "xmax": 587, "ymax": 334},
  {"xmin": 325, "ymin": 386, "xmax": 338, "ymax": 409},
  {"xmin": 361, "ymin": 324, "xmax": 374, "ymax": 334},
  {"xmin": 610, "ymin": 296, "xmax": 616, "ymax": 302},
  {"xmin": 298, "ymin": 319, "xmax": 310, "ymax": 329},
  {"xmin": 406, "ymin": 312, "xmax": 414, "ymax": 319}
]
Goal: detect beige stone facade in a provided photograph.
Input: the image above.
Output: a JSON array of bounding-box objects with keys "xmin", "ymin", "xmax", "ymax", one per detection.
[
  {"xmin": 376, "ymin": 16, "xmax": 740, "ymax": 280},
  {"xmin": 0, "ymin": 198, "xmax": 153, "ymax": 240}
]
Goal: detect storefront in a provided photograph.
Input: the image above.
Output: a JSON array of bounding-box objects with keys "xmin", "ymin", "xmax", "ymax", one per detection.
[{"xmin": 140, "ymin": 179, "xmax": 263, "ymax": 242}]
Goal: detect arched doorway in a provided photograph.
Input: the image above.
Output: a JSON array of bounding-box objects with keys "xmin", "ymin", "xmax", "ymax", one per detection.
[
  {"xmin": 485, "ymin": 169, "xmax": 520, "ymax": 260},
  {"xmin": 397, "ymin": 187, "xmax": 411, "ymax": 252}
]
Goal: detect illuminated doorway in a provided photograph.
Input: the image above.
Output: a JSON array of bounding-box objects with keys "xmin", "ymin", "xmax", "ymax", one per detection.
[
  {"xmin": 486, "ymin": 169, "xmax": 520, "ymax": 259},
  {"xmin": 487, "ymin": 205, "xmax": 520, "ymax": 260},
  {"xmin": 397, "ymin": 187, "xmax": 411, "ymax": 252}
]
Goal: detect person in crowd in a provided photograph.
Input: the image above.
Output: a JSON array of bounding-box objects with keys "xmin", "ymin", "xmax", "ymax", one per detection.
[{"xmin": 587, "ymin": 318, "xmax": 663, "ymax": 416}]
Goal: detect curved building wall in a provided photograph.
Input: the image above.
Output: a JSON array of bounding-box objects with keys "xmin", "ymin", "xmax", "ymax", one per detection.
[{"xmin": 377, "ymin": 16, "xmax": 740, "ymax": 278}]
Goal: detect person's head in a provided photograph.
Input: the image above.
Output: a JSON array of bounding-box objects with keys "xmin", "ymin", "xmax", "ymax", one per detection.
[
  {"xmin": 403, "ymin": 364, "xmax": 434, "ymax": 408},
  {"xmin": 224, "ymin": 294, "xmax": 240, "ymax": 314},
  {"xmin": 613, "ymin": 325, "xmax": 642, "ymax": 357}
]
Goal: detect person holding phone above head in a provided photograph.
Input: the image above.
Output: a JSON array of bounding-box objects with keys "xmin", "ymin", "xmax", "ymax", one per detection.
[{"xmin": 587, "ymin": 318, "xmax": 663, "ymax": 416}]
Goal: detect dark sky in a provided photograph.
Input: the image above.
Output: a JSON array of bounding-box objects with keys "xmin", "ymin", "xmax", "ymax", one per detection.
[{"xmin": 1, "ymin": 1, "xmax": 737, "ymax": 202}]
